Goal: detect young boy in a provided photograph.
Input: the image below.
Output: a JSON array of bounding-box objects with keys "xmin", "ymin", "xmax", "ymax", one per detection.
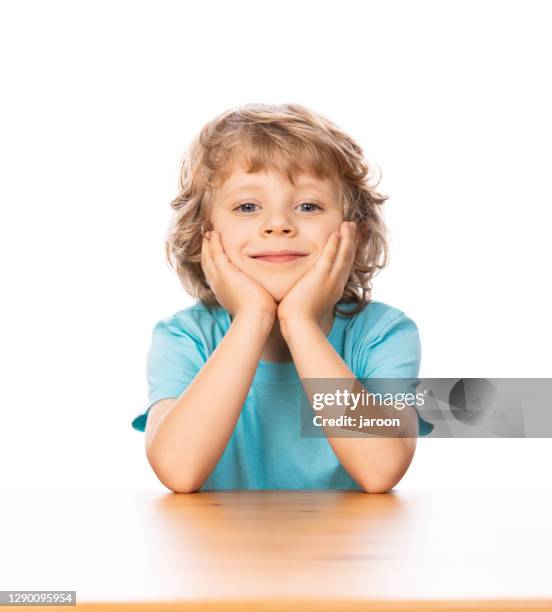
[{"xmin": 131, "ymin": 102, "xmax": 433, "ymax": 493}]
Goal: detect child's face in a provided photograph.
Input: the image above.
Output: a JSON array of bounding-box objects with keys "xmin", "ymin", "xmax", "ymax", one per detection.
[{"xmin": 209, "ymin": 159, "xmax": 344, "ymax": 302}]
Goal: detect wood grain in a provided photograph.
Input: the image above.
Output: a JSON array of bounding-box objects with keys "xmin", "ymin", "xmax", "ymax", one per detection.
[{"xmin": 1, "ymin": 490, "xmax": 551, "ymax": 610}]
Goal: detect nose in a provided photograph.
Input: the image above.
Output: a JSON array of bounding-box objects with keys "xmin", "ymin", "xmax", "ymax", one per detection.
[{"xmin": 260, "ymin": 212, "xmax": 297, "ymax": 236}]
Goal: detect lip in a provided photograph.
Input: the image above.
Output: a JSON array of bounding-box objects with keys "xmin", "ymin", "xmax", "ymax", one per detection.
[
  {"xmin": 250, "ymin": 250, "xmax": 308, "ymax": 257},
  {"xmin": 249, "ymin": 250, "xmax": 308, "ymax": 263},
  {"xmin": 251, "ymin": 254, "xmax": 307, "ymax": 263}
]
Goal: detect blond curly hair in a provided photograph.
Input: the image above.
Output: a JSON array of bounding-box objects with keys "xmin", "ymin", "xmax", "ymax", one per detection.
[{"xmin": 165, "ymin": 102, "xmax": 390, "ymax": 317}]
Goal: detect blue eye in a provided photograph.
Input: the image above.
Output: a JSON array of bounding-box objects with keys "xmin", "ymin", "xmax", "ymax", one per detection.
[
  {"xmin": 233, "ymin": 202, "xmax": 323, "ymax": 214},
  {"xmin": 234, "ymin": 203, "xmax": 259, "ymax": 214},
  {"xmin": 297, "ymin": 202, "xmax": 322, "ymax": 213},
  {"xmin": 234, "ymin": 202, "xmax": 322, "ymax": 213}
]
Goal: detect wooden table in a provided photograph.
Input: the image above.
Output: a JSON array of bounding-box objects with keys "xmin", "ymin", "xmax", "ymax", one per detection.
[{"xmin": 1, "ymin": 490, "xmax": 552, "ymax": 611}]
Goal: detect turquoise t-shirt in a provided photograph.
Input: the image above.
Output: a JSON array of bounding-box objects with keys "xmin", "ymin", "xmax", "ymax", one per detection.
[{"xmin": 131, "ymin": 299, "xmax": 434, "ymax": 490}]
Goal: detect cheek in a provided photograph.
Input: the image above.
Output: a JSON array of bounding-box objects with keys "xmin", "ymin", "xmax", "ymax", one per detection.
[
  {"xmin": 308, "ymin": 216, "xmax": 341, "ymax": 239},
  {"xmin": 221, "ymin": 237, "xmax": 251, "ymax": 268},
  {"xmin": 215, "ymin": 222, "xmax": 244, "ymax": 245},
  {"xmin": 216, "ymin": 230, "xmax": 240, "ymax": 255},
  {"xmin": 309, "ymin": 228, "xmax": 336, "ymax": 254}
]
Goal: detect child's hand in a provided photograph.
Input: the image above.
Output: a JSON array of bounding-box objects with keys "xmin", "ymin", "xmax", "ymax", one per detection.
[
  {"xmin": 277, "ymin": 221, "xmax": 359, "ymax": 327},
  {"xmin": 202, "ymin": 230, "xmax": 278, "ymax": 320}
]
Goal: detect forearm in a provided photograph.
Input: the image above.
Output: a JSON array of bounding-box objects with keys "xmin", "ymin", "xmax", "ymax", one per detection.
[
  {"xmin": 148, "ymin": 309, "xmax": 273, "ymax": 491},
  {"xmin": 281, "ymin": 318, "xmax": 417, "ymax": 493}
]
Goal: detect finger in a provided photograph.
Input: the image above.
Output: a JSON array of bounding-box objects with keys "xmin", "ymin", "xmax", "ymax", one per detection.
[
  {"xmin": 201, "ymin": 234, "xmax": 218, "ymax": 287},
  {"xmin": 318, "ymin": 230, "xmax": 342, "ymax": 274},
  {"xmin": 331, "ymin": 221, "xmax": 357, "ymax": 280},
  {"xmin": 208, "ymin": 230, "xmax": 245, "ymax": 278},
  {"xmin": 209, "ymin": 230, "xmax": 232, "ymax": 271}
]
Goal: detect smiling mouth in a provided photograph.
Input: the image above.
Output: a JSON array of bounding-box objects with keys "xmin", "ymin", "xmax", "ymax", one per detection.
[{"xmin": 250, "ymin": 254, "xmax": 307, "ymax": 263}]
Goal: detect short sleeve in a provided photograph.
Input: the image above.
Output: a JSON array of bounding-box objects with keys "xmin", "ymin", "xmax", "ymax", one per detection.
[
  {"xmin": 357, "ymin": 313, "xmax": 434, "ymax": 437},
  {"xmin": 131, "ymin": 318, "xmax": 206, "ymax": 432}
]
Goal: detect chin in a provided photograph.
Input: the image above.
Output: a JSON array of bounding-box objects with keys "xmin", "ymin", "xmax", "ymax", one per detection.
[{"xmin": 258, "ymin": 279, "xmax": 295, "ymax": 303}]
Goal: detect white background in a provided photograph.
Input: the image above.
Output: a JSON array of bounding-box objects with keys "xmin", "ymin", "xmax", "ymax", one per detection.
[{"xmin": 1, "ymin": 0, "xmax": 550, "ymax": 492}]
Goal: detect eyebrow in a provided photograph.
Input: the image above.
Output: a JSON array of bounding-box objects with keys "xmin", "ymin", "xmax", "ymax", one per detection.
[{"xmin": 223, "ymin": 180, "xmax": 335, "ymax": 198}]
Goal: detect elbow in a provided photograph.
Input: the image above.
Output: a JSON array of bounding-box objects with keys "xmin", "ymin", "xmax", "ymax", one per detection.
[
  {"xmin": 358, "ymin": 478, "xmax": 396, "ymax": 494},
  {"xmin": 159, "ymin": 469, "xmax": 204, "ymax": 494},
  {"xmin": 146, "ymin": 447, "xmax": 203, "ymax": 494},
  {"xmin": 357, "ymin": 463, "xmax": 410, "ymax": 494},
  {"xmin": 359, "ymin": 439, "xmax": 417, "ymax": 493},
  {"xmin": 167, "ymin": 481, "xmax": 202, "ymax": 494}
]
